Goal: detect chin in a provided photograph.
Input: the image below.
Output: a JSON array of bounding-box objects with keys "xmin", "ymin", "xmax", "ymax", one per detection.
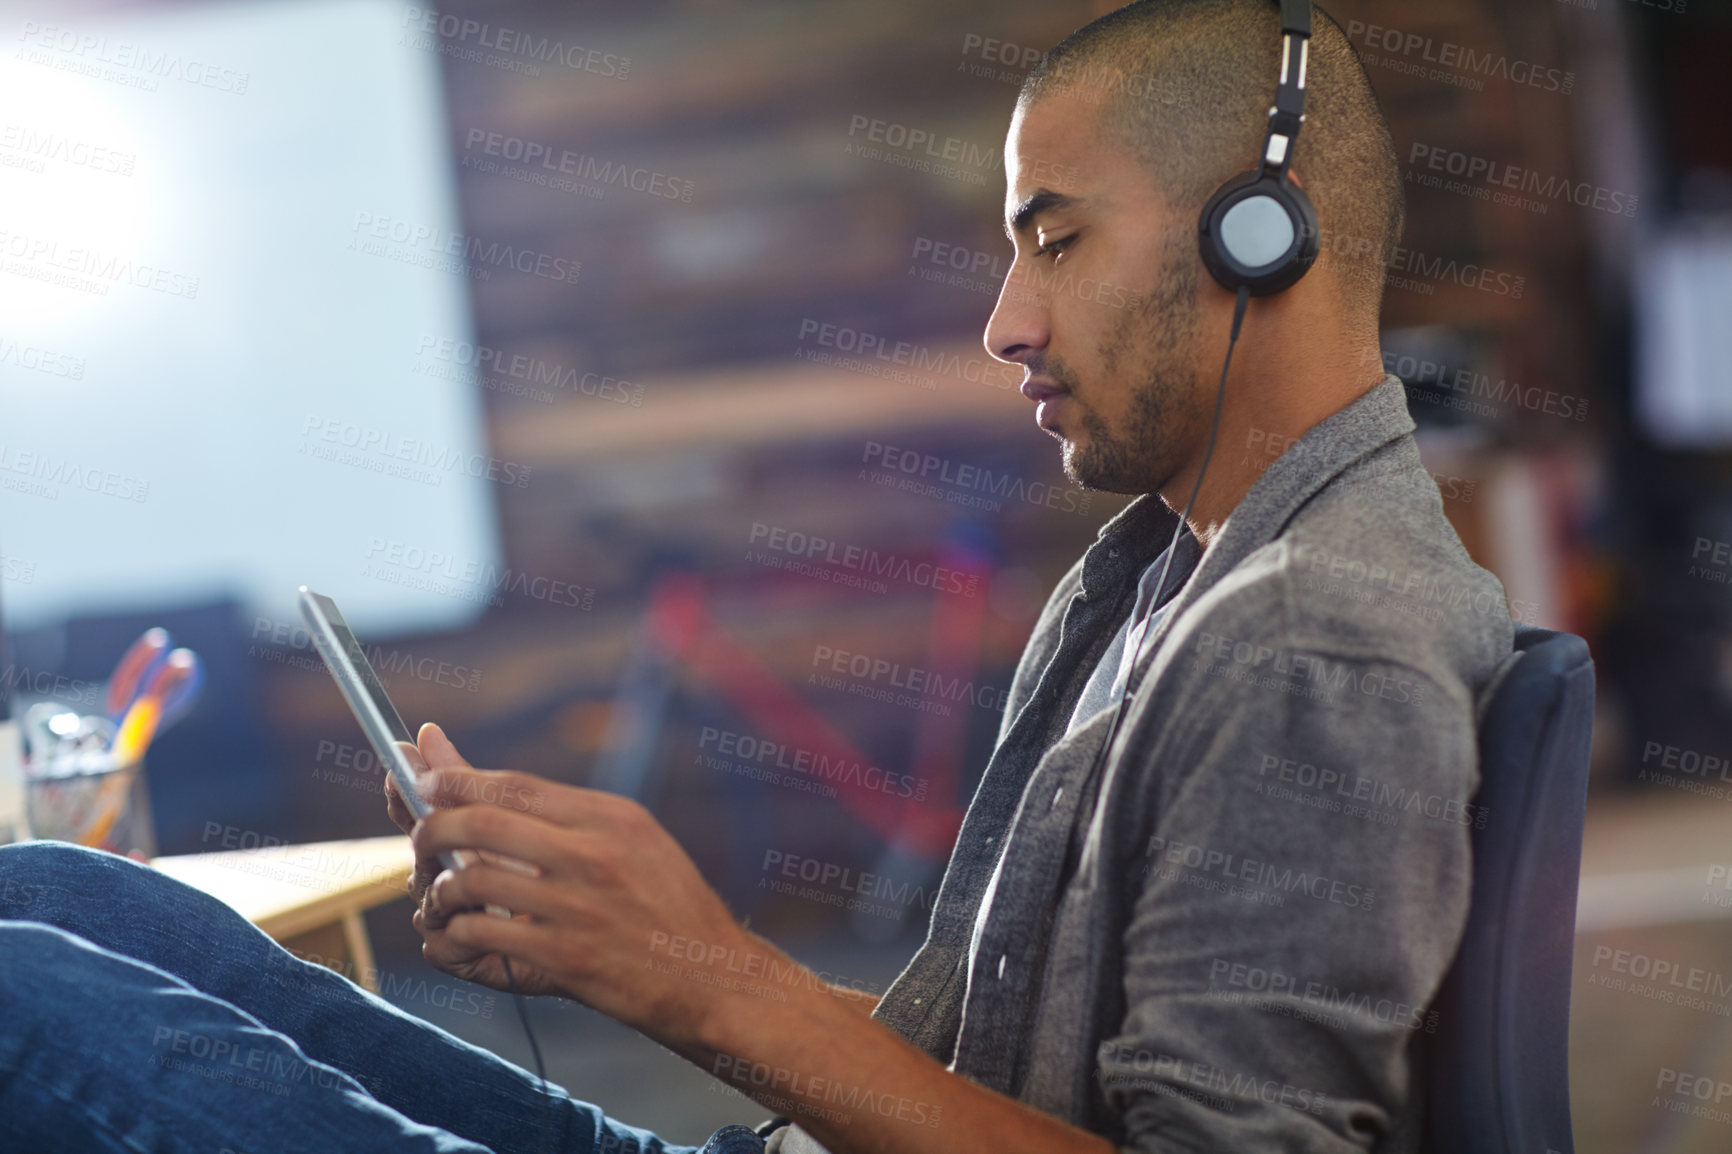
[
  {"xmin": 1058, "ymin": 440, "xmax": 1083, "ymax": 484},
  {"xmin": 1059, "ymin": 443, "xmax": 1104, "ymax": 492},
  {"xmin": 1062, "ymin": 442, "xmax": 1156, "ymax": 496}
]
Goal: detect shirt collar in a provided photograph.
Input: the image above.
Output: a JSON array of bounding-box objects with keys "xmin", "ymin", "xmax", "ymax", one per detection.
[{"xmin": 1077, "ymin": 372, "xmax": 1415, "ymax": 613}]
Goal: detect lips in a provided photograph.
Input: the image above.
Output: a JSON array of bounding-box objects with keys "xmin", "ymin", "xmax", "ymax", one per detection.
[
  {"xmin": 1020, "ymin": 377, "xmax": 1066, "ymax": 403},
  {"xmin": 1021, "ymin": 376, "xmax": 1069, "ymax": 431}
]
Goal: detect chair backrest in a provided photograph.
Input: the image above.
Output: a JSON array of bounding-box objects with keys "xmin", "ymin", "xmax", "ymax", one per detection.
[{"xmin": 1428, "ymin": 625, "xmax": 1595, "ymax": 1154}]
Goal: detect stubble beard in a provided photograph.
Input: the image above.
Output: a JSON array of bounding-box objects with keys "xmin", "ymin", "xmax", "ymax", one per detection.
[{"xmin": 1052, "ymin": 252, "xmax": 1201, "ymax": 495}]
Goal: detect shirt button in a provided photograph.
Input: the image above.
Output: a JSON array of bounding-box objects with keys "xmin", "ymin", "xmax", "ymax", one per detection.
[{"xmin": 997, "ymin": 954, "xmax": 1007, "ymax": 980}]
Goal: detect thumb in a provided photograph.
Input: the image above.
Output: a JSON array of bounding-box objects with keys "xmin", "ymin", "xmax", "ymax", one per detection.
[{"xmin": 417, "ymin": 722, "xmax": 473, "ymax": 772}]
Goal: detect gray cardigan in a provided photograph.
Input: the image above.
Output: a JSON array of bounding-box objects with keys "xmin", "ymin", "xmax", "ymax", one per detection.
[{"xmin": 773, "ymin": 374, "xmax": 1515, "ymax": 1153}]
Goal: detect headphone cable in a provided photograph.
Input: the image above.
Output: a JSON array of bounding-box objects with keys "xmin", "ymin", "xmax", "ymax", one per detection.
[
  {"xmin": 503, "ymin": 956, "xmax": 553, "ymax": 1154},
  {"xmin": 1087, "ymin": 284, "xmax": 1250, "ymax": 785}
]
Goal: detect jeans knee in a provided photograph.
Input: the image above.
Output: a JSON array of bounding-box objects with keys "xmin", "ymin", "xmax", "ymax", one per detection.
[
  {"xmin": 0, "ymin": 841, "xmax": 124, "ymax": 911},
  {"xmin": 0, "ymin": 839, "xmax": 115, "ymax": 874}
]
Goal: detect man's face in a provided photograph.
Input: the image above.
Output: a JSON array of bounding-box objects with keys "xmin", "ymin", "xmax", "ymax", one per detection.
[{"xmin": 984, "ymin": 89, "xmax": 1204, "ymax": 496}]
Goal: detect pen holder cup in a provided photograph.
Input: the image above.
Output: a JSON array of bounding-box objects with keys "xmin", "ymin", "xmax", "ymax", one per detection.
[{"xmin": 25, "ymin": 749, "xmax": 158, "ymax": 861}]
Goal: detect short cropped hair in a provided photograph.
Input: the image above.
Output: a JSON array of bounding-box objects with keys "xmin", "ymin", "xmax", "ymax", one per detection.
[{"xmin": 1019, "ymin": 0, "xmax": 1403, "ymax": 325}]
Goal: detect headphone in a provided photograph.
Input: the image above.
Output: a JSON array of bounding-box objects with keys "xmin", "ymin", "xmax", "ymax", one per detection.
[
  {"xmin": 1082, "ymin": 0, "xmax": 1317, "ymax": 792},
  {"xmin": 1197, "ymin": 0, "xmax": 1319, "ymax": 295}
]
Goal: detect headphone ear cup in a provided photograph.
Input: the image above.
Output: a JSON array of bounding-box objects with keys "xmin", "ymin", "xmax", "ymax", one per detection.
[
  {"xmin": 1197, "ymin": 171, "xmax": 1319, "ymax": 296},
  {"xmin": 1283, "ymin": 177, "xmax": 1321, "ymax": 281}
]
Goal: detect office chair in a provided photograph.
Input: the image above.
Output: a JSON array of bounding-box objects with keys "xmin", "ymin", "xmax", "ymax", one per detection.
[{"xmin": 1428, "ymin": 625, "xmax": 1595, "ymax": 1154}]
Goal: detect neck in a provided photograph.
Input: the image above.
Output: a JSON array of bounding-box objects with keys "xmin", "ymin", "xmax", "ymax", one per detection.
[{"xmin": 1159, "ymin": 299, "xmax": 1383, "ymax": 551}]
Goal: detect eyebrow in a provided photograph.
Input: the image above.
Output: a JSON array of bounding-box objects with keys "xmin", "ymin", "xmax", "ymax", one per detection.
[{"xmin": 1006, "ymin": 188, "xmax": 1080, "ymax": 240}]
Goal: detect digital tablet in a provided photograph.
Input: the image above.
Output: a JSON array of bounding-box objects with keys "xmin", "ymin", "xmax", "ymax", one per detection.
[{"xmin": 298, "ymin": 585, "xmax": 472, "ymax": 872}]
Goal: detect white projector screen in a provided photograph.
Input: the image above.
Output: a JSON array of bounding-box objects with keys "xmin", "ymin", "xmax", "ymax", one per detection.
[{"xmin": 0, "ymin": 0, "xmax": 502, "ymax": 636}]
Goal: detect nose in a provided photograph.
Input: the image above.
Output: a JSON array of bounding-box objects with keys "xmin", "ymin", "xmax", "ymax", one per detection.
[{"xmin": 983, "ymin": 263, "xmax": 1048, "ymax": 368}]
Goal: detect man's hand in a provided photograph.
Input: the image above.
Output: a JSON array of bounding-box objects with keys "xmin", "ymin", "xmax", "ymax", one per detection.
[
  {"xmin": 381, "ymin": 724, "xmax": 555, "ymax": 995},
  {"xmin": 382, "ymin": 723, "xmax": 463, "ymax": 908},
  {"xmin": 387, "ymin": 727, "xmax": 1112, "ymax": 1154},
  {"xmin": 399, "ymin": 730, "xmax": 758, "ymax": 1050}
]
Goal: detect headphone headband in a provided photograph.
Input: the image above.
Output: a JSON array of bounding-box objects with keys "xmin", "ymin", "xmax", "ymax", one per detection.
[{"xmin": 1262, "ymin": 0, "xmax": 1312, "ymax": 179}]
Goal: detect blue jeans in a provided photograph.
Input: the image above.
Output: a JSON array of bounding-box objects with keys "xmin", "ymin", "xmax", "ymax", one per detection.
[{"xmin": 0, "ymin": 841, "xmax": 766, "ymax": 1154}]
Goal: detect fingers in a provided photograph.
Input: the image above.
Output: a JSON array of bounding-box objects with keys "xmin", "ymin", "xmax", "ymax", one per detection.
[
  {"xmin": 383, "ymin": 775, "xmax": 416, "ymax": 836},
  {"xmin": 383, "ymin": 774, "xmax": 438, "ymax": 902},
  {"xmin": 417, "ymin": 722, "xmax": 472, "ymax": 772},
  {"xmin": 419, "ymin": 766, "xmax": 556, "ymax": 817},
  {"xmin": 412, "ymin": 803, "xmax": 567, "ymax": 875},
  {"xmin": 412, "ymin": 904, "xmax": 494, "ymax": 975},
  {"xmin": 418, "ymin": 764, "xmax": 635, "ymax": 834},
  {"xmin": 413, "ymin": 891, "xmax": 543, "ymax": 987},
  {"xmin": 393, "ymin": 725, "xmax": 474, "ymax": 900},
  {"xmin": 408, "ymin": 732, "xmax": 624, "ymax": 833},
  {"xmin": 429, "ymin": 863, "xmax": 560, "ymax": 924},
  {"xmin": 438, "ymin": 911, "xmax": 537, "ymax": 973}
]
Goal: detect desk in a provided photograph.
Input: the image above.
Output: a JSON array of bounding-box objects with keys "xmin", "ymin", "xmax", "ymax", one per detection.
[{"xmin": 151, "ymin": 836, "xmax": 414, "ymax": 992}]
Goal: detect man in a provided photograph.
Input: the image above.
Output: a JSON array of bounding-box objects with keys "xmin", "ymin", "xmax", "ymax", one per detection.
[{"xmin": 0, "ymin": 1, "xmax": 1515, "ymax": 1151}]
